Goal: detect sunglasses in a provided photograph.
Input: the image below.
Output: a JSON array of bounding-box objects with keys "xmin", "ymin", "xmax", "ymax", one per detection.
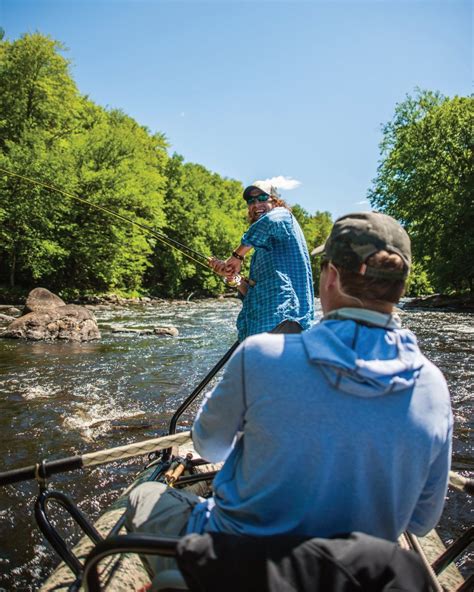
[{"xmin": 245, "ymin": 194, "xmax": 270, "ymax": 205}]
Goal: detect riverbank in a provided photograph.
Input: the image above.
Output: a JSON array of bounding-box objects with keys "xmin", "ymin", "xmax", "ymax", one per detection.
[
  {"xmin": 1, "ymin": 289, "xmax": 473, "ymax": 311},
  {"xmin": 402, "ymin": 293, "xmax": 474, "ymax": 312},
  {"xmin": 0, "ymin": 287, "xmax": 233, "ymax": 307}
]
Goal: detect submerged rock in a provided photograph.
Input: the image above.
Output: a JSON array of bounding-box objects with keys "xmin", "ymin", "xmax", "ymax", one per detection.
[
  {"xmin": 111, "ymin": 325, "xmax": 179, "ymax": 337},
  {"xmin": 112, "ymin": 327, "xmax": 154, "ymax": 335},
  {"xmin": 0, "ymin": 313, "xmax": 15, "ymax": 323},
  {"xmin": 2, "ymin": 288, "xmax": 100, "ymax": 341},
  {"xmin": 0, "ymin": 306, "xmax": 21, "ymax": 316},
  {"xmin": 154, "ymin": 326, "xmax": 179, "ymax": 337}
]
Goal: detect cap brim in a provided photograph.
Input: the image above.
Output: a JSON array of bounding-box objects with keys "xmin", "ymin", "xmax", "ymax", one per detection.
[
  {"xmin": 243, "ymin": 185, "xmax": 269, "ymax": 200},
  {"xmin": 311, "ymin": 243, "xmax": 326, "ymax": 257}
]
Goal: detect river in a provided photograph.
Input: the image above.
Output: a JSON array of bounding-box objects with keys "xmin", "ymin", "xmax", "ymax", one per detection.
[{"xmin": 0, "ymin": 299, "xmax": 472, "ymax": 589}]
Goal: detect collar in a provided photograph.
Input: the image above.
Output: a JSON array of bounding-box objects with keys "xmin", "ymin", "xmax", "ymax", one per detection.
[{"xmin": 322, "ymin": 307, "xmax": 402, "ymax": 329}]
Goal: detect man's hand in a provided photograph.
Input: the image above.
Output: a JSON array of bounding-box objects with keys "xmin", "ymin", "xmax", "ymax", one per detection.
[
  {"xmin": 208, "ymin": 257, "xmax": 228, "ymax": 276},
  {"xmin": 224, "ymin": 256, "xmax": 242, "ymax": 276}
]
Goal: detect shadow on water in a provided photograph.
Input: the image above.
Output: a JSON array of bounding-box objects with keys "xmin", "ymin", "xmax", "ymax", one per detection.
[{"xmin": 0, "ymin": 299, "xmax": 472, "ymax": 588}]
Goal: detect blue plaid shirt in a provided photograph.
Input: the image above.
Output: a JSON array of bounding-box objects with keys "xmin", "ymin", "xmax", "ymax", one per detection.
[{"xmin": 237, "ymin": 207, "xmax": 314, "ymax": 341}]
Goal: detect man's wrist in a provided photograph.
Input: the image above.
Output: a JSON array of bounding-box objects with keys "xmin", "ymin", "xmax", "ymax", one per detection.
[{"xmin": 231, "ymin": 250, "xmax": 244, "ymax": 261}]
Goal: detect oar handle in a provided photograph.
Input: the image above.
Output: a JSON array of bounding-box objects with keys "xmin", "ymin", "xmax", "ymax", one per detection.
[
  {"xmin": 0, "ymin": 456, "xmax": 83, "ymax": 487},
  {"xmin": 0, "ymin": 431, "xmax": 192, "ymax": 487}
]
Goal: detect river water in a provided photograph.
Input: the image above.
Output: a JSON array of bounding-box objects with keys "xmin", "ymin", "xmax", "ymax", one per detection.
[{"xmin": 0, "ymin": 299, "xmax": 472, "ymax": 589}]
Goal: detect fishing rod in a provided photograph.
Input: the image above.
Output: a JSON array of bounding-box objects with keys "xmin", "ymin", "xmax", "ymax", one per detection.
[{"xmin": 0, "ymin": 167, "xmax": 213, "ymax": 271}]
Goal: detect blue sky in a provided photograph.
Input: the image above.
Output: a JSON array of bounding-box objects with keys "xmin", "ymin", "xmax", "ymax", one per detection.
[{"xmin": 1, "ymin": 0, "xmax": 471, "ymax": 219}]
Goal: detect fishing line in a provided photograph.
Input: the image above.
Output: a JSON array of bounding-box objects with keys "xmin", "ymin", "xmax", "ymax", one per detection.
[{"xmin": 0, "ymin": 167, "xmax": 212, "ymax": 270}]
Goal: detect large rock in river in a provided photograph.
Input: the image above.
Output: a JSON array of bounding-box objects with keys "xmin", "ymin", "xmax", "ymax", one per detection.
[
  {"xmin": 23, "ymin": 287, "xmax": 66, "ymax": 314},
  {"xmin": 2, "ymin": 288, "xmax": 100, "ymax": 341}
]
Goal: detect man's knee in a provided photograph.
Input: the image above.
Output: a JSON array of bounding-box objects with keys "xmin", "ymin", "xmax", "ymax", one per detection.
[
  {"xmin": 126, "ymin": 481, "xmax": 200, "ymax": 537},
  {"xmin": 126, "ymin": 482, "xmax": 169, "ymax": 531}
]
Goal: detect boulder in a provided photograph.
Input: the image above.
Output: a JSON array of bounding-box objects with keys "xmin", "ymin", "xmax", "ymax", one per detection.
[
  {"xmin": 23, "ymin": 287, "xmax": 66, "ymax": 314},
  {"xmin": 2, "ymin": 289, "xmax": 100, "ymax": 341}
]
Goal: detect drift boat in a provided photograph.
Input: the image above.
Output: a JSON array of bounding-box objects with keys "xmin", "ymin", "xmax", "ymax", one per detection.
[{"xmin": 36, "ymin": 432, "xmax": 471, "ymax": 592}]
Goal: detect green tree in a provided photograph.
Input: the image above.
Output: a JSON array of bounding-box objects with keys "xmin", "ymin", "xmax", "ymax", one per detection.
[
  {"xmin": 0, "ymin": 33, "xmax": 82, "ymax": 148},
  {"xmin": 292, "ymin": 204, "xmax": 332, "ymax": 293},
  {"xmin": 0, "ymin": 33, "xmax": 83, "ymax": 287},
  {"xmin": 63, "ymin": 104, "xmax": 168, "ymax": 295},
  {"xmin": 0, "ymin": 135, "xmax": 74, "ymax": 287},
  {"xmin": 0, "ymin": 33, "xmax": 170, "ymax": 296},
  {"xmin": 368, "ymin": 90, "xmax": 473, "ymax": 295},
  {"xmin": 148, "ymin": 154, "xmax": 247, "ymax": 297}
]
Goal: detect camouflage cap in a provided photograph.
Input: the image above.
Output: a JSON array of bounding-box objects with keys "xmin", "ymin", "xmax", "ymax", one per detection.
[{"xmin": 311, "ymin": 212, "xmax": 411, "ymax": 280}]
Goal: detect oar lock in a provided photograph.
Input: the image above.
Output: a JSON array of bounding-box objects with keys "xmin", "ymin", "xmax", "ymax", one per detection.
[{"xmin": 34, "ymin": 460, "xmax": 49, "ymax": 490}]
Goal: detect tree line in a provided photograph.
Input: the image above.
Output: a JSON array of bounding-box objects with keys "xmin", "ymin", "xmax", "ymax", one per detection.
[
  {"xmin": 0, "ymin": 32, "xmax": 331, "ymax": 300},
  {"xmin": 0, "ymin": 33, "xmax": 471, "ymax": 300}
]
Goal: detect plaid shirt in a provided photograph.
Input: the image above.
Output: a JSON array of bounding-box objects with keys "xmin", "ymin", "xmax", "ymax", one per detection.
[{"xmin": 237, "ymin": 207, "xmax": 314, "ymax": 341}]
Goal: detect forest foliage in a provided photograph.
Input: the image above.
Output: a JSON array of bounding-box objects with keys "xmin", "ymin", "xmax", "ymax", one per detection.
[
  {"xmin": 369, "ymin": 89, "xmax": 473, "ymax": 295},
  {"xmin": 1, "ymin": 34, "xmax": 471, "ymax": 300},
  {"xmin": 0, "ymin": 33, "xmax": 331, "ymax": 299}
]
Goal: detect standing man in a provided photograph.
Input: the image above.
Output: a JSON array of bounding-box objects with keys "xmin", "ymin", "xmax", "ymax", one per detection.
[
  {"xmin": 210, "ymin": 181, "xmax": 314, "ymax": 341},
  {"xmin": 128, "ymin": 212, "xmax": 452, "ymax": 546}
]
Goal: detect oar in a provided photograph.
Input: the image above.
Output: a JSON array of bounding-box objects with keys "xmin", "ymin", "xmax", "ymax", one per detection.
[{"xmin": 0, "ymin": 431, "xmax": 191, "ymax": 487}]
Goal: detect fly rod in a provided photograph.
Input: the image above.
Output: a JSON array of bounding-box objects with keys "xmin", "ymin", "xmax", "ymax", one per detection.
[{"xmin": 0, "ymin": 167, "xmax": 213, "ymax": 271}]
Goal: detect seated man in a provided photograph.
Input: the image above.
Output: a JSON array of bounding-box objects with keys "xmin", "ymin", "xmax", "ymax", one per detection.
[{"xmin": 127, "ymin": 212, "xmax": 452, "ymax": 573}]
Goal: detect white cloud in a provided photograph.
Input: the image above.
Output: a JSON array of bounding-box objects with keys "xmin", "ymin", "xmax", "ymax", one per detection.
[
  {"xmin": 355, "ymin": 200, "xmax": 369, "ymax": 206},
  {"xmin": 257, "ymin": 176, "xmax": 302, "ymax": 191}
]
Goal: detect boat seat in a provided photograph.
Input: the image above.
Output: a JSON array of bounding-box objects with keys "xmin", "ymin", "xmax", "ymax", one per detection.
[{"xmin": 83, "ymin": 530, "xmax": 433, "ymax": 592}]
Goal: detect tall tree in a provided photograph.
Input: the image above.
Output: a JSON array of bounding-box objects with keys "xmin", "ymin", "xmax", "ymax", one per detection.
[
  {"xmin": 63, "ymin": 104, "xmax": 168, "ymax": 295},
  {"xmin": 148, "ymin": 155, "xmax": 247, "ymax": 297},
  {"xmin": 0, "ymin": 33, "xmax": 83, "ymax": 287},
  {"xmin": 368, "ymin": 90, "xmax": 473, "ymax": 294},
  {"xmin": 292, "ymin": 204, "xmax": 332, "ymax": 292},
  {"xmin": 0, "ymin": 33, "xmax": 82, "ymax": 148}
]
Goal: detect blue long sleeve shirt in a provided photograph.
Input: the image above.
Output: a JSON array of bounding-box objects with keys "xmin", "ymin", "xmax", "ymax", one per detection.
[
  {"xmin": 236, "ymin": 207, "xmax": 314, "ymax": 341},
  {"xmin": 190, "ymin": 309, "xmax": 453, "ymax": 541}
]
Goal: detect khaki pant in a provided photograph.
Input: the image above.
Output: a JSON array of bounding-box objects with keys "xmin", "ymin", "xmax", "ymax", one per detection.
[{"xmin": 126, "ymin": 482, "xmax": 202, "ymax": 577}]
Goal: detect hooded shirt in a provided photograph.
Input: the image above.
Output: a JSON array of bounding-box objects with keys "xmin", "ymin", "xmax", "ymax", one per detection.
[{"xmin": 190, "ymin": 309, "xmax": 452, "ymax": 541}]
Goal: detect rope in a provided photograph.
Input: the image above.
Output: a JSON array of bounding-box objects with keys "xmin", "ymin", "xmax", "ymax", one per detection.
[{"xmin": 0, "ymin": 167, "xmax": 212, "ymax": 270}]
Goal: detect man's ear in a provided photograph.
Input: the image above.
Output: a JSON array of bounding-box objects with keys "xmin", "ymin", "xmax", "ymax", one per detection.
[{"xmin": 324, "ymin": 263, "xmax": 340, "ymax": 291}]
